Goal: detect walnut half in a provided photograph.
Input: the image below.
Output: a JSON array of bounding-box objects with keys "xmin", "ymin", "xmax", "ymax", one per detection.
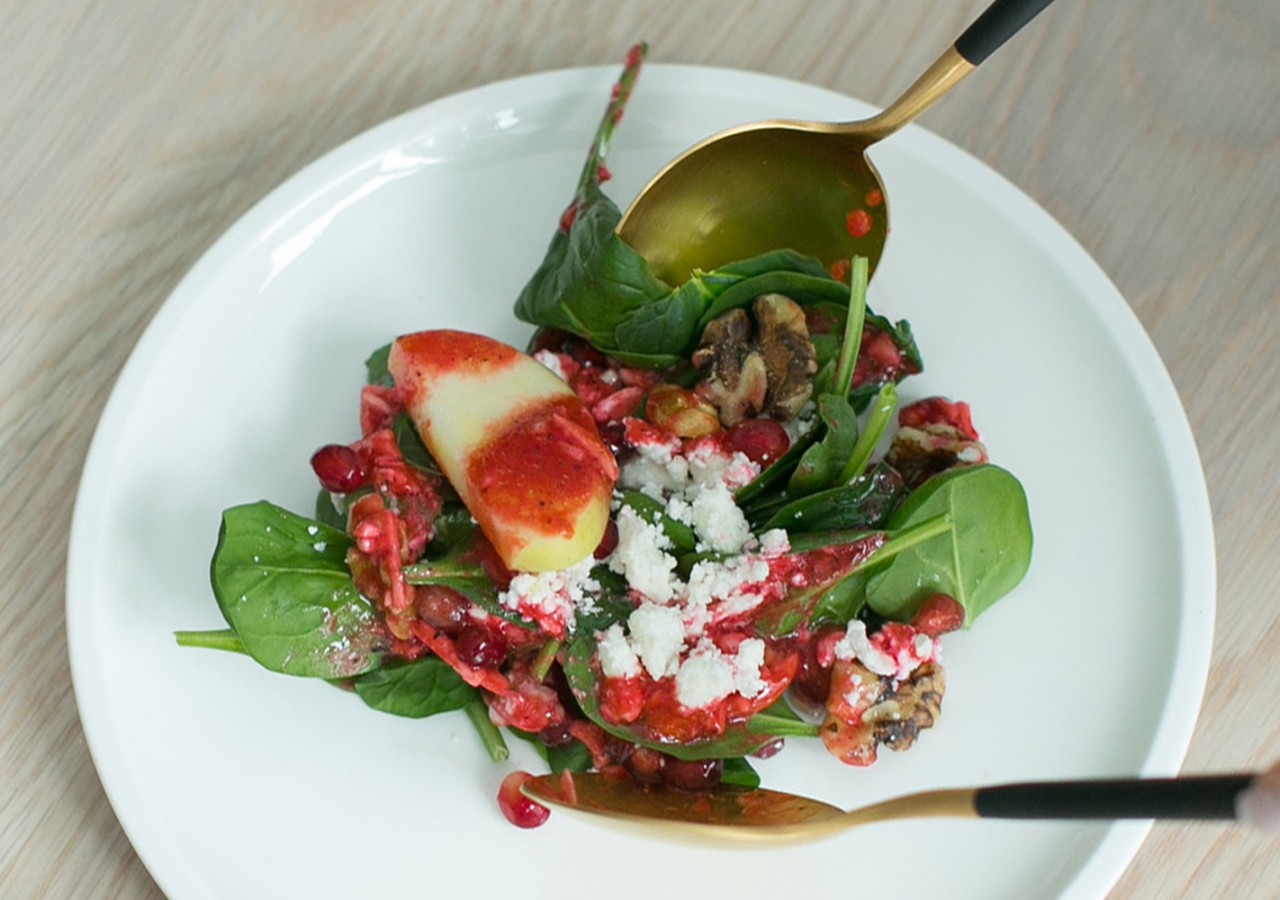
[{"xmin": 692, "ymin": 294, "xmax": 817, "ymax": 426}]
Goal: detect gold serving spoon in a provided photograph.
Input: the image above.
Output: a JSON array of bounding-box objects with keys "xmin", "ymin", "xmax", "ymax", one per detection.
[
  {"xmin": 522, "ymin": 767, "xmax": 1274, "ymax": 846},
  {"xmin": 616, "ymin": 0, "xmax": 1058, "ymax": 286}
]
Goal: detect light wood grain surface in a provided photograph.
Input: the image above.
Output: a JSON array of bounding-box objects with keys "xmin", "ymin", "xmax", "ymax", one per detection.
[{"xmin": 3, "ymin": 0, "xmax": 1278, "ymax": 897}]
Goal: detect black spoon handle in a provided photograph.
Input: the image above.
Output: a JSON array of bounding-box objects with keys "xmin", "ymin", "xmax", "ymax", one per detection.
[
  {"xmin": 974, "ymin": 775, "xmax": 1256, "ymax": 821},
  {"xmin": 955, "ymin": 0, "xmax": 1058, "ymax": 66}
]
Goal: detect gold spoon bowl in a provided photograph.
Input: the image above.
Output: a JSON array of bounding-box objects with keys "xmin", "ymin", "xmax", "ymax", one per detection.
[{"xmin": 617, "ymin": 0, "xmax": 1058, "ymax": 286}]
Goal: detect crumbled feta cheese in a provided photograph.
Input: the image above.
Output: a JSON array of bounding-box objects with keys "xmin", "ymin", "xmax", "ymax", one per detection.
[
  {"xmin": 597, "ymin": 623, "xmax": 641, "ymax": 679},
  {"xmin": 833, "ymin": 620, "xmax": 898, "ymax": 677},
  {"xmin": 913, "ymin": 633, "xmax": 934, "ymax": 658},
  {"xmin": 533, "ymin": 348, "xmax": 567, "ymax": 381},
  {"xmin": 686, "ymin": 554, "xmax": 770, "ymax": 615},
  {"xmin": 759, "ymin": 529, "xmax": 790, "ymax": 557},
  {"xmin": 675, "ymin": 641, "xmax": 736, "ymax": 708},
  {"xmin": 732, "ymin": 638, "xmax": 767, "ymax": 697},
  {"xmin": 498, "ymin": 556, "xmax": 600, "ymax": 633},
  {"xmin": 627, "ymin": 603, "xmax": 686, "ymax": 679},
  {"xmin": 608, "ymin": 506, "xmax": 679, "ymax": 603},
  {"xmin": 690, "ymin": 481, "xmax": 751, "ymax": 553}
]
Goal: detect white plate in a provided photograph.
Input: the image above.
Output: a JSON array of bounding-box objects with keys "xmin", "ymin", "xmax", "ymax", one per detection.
[{"xmin": 68, "ymin": 65, "xmax": 1214, "ymax": 900}]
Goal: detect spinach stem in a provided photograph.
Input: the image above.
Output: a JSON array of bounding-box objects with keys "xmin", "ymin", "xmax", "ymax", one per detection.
[
  {"xmin": 531, "ymin": 639, "xmax": 562, "ymax": 683},
  {"xmin": 746, "ymin": 712, "xmax": 820, "ymax": 738},
  {"xmin": 837, "ymin": 381, "xmax": 897, "ymax": 485},
  {"xmin": 173, "ymin": 629, "xmax": 246, "ymax": 654},
  {"xmin": 832, "ymin": 256, "xmax": 869, "ymax": 397},
  {"xmin": 859, "ymin": 513, "xmax": 953, "ymax": 571},
  {"xmin": 465, "ymin": 699, "xmax": 509, "ymax": 762}
]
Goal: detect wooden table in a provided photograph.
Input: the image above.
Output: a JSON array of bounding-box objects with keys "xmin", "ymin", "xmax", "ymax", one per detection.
[{"xmin": 3, "ymin": 0, "xmax": 1277, "ymax": 896}]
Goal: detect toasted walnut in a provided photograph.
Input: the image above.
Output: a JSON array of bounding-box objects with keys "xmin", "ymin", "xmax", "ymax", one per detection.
[
  {"xmin": 691, "ymin": 308, "xmax": 769, "ymax": 426},
  {"xmin": 863, "ymin": 662, "xmax": 945, "ymax": 752},
  {"xmin": 692, "ymin": 296, "xmax": 817, "ymax": 426},
  {"xmin": 885, "ymin": 424, "xmax": 988, "ymax": 489},
  {"xmin": 753, "ymin": 294, "xmax": 817, "ymax": 421},
  {"xmin": 819, "ymin": 659, "xmax": 946, "ymax": 765}
]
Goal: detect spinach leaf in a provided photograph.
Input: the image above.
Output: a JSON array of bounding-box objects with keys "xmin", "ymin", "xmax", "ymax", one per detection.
[
  {"xmin": 210, "ymin": 501, "xmax": 386, "ymax": 679},
  {"xmin": 548, "ymin": 739, "xmax": 594, "ymax": 774},
  {"xmin": 864, "ymin": 464, "xmax": 1033, "ymax": 625},
  {"xmin": 365, "ymin": 343, "xmax": 393, "ymax": 387},
  {"xmin": 402, "ymin": 552, "xmax": 535, "ymax": 630},
  {"xmin": 393, "ymin": 412, "xmax": 440, "ymax": 474},
  {"xmin": 754, "ymin": 514, "xmax": 957, "ymax": 638},
  {"xmin": 352, "ymin": 655, "xmax": 478, "ymax": 718},
  {"xmin": 746, "ymin": 697, "xmax": 819, "ymax": 738},
  {"xmin": 721, "ymin": 757, "xmax": 762, "ymax": 789},
  {"xmin": 511, "ymin": 53, "xmax": 913, "ymax": 371},
  {"xmin": 617, "ymin": 490, "xmax": 696, "ymax": 552},
  {"xmin": 314, "ymin": 488, "xmax": 347, "ymax": 530},
  {"xmin": 787, "ymin": 393, "xmax": 859, "ymax": 495},
  {"xmin": 763, "ymin": 462, "xmax": 908, "ymax": 534},
  {"xmin": 561, "ymin": 634, "xmax": 784, "ymax": 760},
  {"xmin": 573, "ymin": 567, "xmax": 639, "ymax": 634}
]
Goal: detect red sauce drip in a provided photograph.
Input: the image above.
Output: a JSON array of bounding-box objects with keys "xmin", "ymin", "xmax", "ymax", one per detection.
[
  {"xmin": 865, "ymin": 188, "xmax": 883, "ymax": 207},
  {"xmin": 846, "ymin": 208, "xmax": 873, "ymax": 238},
  {"xmin": 828, "ymin": 258, "xmax": 850, "ymax": 282}
]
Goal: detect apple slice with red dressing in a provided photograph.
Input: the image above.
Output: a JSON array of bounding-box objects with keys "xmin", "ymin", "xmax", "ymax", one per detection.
[{"xmin": 388, "ymin": 330, "xmax": 618, "ymax": 573}]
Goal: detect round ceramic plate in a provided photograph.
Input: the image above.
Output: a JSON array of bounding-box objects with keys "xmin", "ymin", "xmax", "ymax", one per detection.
[{"xmin": 67, "ymin": 64, "xmax": 1214, "ymax": 900}]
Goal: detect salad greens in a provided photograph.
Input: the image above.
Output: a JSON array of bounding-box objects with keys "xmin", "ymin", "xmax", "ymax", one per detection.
[{"xmin": 179, "ymin": 44, "xmax": 1034, "ymax": 803}]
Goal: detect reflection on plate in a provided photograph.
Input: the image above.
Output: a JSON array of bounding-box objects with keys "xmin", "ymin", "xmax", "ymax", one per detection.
[{"xmin": 67, "ymin": 65, "xmax": 1213, "ymax": 900}]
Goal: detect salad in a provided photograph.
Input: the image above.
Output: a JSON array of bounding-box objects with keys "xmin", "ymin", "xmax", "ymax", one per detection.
[{"xmin": 177, "ymin": 45, "xmax": 1032, "ymax": 829}]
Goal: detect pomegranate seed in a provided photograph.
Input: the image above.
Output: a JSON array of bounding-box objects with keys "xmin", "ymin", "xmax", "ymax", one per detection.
[
  {"xmin": 663, "ymin": 757, "xmax": 723, "ymax": 791},
  {"xmin": 910, "ymin": 593, "xmax": 965, "ymax": 637},
  {"xmin": 538, "ymin": 722, "xmax": 574, "ymax": 747},
  {"xmin": 455, "ymin": 625, "xmax": 507, "ymax": 669},
  {"xmin": 726, "ymin": 419, "xmax": 790, "ymax": 466},
  {"xmin": 593, "ymin": 519, "xmax": 619, "ymax": 559},
  {"xmin": 496, "ymin": 771, "xmax": 551, "ymax": 829},
  {"xmin": 310, "ymin": 444, "xmax": 367, "ymax": 493},
  {"xmin": 623, "ymin": 746, "xmax": 666, "ymax": 785},
  {"xmin": 416, "ymin": 585, "xmax": 469, "ymax": 635}
]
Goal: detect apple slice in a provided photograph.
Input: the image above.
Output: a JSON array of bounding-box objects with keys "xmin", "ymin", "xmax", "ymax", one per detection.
[{"xmin": 388, "ymin": 330, "xmax": 618, "ymax": 572}]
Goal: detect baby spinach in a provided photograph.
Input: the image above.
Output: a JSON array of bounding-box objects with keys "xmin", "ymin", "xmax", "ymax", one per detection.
[
  {"xmin": 351, "ymin": 655, "xmax": 478, "ymax": 718},
  {"xmin": 561, "ymin": 634, "xmax": 786, "ymax": 761},
  {"xmin": 617, "ymin": 490, "xmax": 696, "ymax": 552},
  {"xmin": 787, "ymin": 393, "xmax": 859, "ymax": 495},
  {"xmin": 863, "ymin": 464, "xmax": 1033, "ymax": 625},
  {"xmin": 721, "ymin": 757, "xmax": 762, "ymax": 789},
  {"xmin": 365, "ymin": 342, "xmax": 393, "ymax": 387},
  {"xmin": 209, "ymin": 501, "xmax": 386, "ymax": 679},
  {"xmin": 513, "ymin": 50, "xmax": 922, "ymax": 372},
  {"xmin": 402, "ymin": 552, "xmax": 534, "ymax": 630},
  {"xmin": 762, "ymin": 462, "xmax": 908, "ymax": 534}
]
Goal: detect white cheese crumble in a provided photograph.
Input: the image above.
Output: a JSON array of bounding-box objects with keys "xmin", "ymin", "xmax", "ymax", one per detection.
[
  {"xmin": 673, "ymin": 637, "xmax": 769, "ymax": 709},
  {"xmin": 627, "ymin": 602, "xmax": 686, "ymax": 679},
  {"xmin": 498, "ymin": 555, "xmax": 600, "ymax": 632},
  {"xmin": 690, "ymin": 481, "xmax": 752, "ymax": 553},
  {"xmin": 608, "ymin": 505, "xmax": 680, "ymax": 603},
  {"xmin": 834, "ymin": 619, "xmax": 938, "ymax": 682},
  {"xmin": 597, "ymin": 622, "xmax": 641, "ymax": 679},
  {"xmin": 674, "ymin": 641, "xmax": 736, "ymax": 708},
  {"xmin": 533, "ymin": 348, "xmax": 568, "ymax": 382},
  {"xmin": 595, "ymin": 424, "xmax": 793, "ymax": 710},
  {"xmin": 833, "ymin": 620, "xmax": 898, "ymax": 678}
]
